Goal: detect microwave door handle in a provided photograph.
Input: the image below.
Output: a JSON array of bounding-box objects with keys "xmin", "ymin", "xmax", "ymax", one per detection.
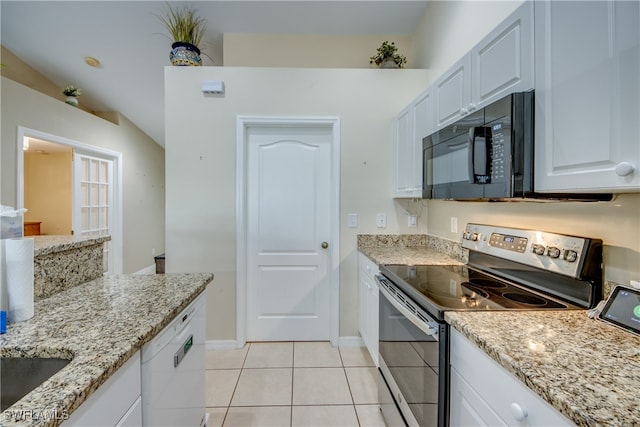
[{"xmin": 469, "ymin": 127, "xmax": 490, "ymax": 183}]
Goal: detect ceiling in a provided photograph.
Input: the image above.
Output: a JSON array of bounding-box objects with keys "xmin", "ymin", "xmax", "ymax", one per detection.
[{"xmin": 1, "ymin": 1, "xmax": 428, "ymax": 147}]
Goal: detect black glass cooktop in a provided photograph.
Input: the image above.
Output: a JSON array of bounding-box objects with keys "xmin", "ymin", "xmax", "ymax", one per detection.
[{"xmin": 380, "ymin": 264, "xmax": 569, "ymax": 319}]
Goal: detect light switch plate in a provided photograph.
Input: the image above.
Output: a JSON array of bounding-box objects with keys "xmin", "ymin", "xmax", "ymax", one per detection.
[
  {"xmin": 408, "ymin": 215, "xmax": 417, "ymax": 227},
  {"xmin": 347, "ymin": 213, "xmax": 358, "ymax": 228},
  {"xmin": 376, "ymin": 213, "xmax": 387, "ymax": 228}
]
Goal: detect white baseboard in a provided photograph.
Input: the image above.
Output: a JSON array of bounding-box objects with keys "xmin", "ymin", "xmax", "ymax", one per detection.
[
  {"xmin": 206, "ymin": 340, "xmax": 241, "ymax": 350},
  {"xmin": 206, "ymin": 337, "xmax": 365, "ymax": 350},
  {"xmin": 336, "ymin": 336, "xmax": 365, "ymax": 347},
  {"xmin": 133, "ymin": 264, "xmax": 155, "ymax": 275}
]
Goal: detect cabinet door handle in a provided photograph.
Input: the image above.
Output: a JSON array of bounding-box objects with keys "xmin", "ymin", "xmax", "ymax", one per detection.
[
  {"xmin": 615, "ymin": 162, "xmax": 635, "ymax": 177},
  {"xmin": 510, "ymin": 403, "xmax": 528, "ymax": 421}
]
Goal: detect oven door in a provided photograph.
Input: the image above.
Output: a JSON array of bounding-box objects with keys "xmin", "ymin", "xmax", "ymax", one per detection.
[{"xmin": 377, "ymin": 275, "xmax": 449, "ymax": 427}]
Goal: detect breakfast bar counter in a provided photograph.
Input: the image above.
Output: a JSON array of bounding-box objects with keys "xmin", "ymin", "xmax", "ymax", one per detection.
[{"xmin": 0, "ymin": 273, "xmax": 213, "ymax": 427}]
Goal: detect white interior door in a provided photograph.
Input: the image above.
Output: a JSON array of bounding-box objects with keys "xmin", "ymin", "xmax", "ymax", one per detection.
[
  {"xmin": 73, "ymin": 150, "xmax": 114, "ymax": 274},
  {"xmin": 246, "ymin": 125, "xmax": 333, "ymax": 341}
]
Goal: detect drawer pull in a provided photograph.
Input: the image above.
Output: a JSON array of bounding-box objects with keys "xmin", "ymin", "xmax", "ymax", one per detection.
[{"xmin": 510, "ymin": 402, "xmax": 528, "ymax": 421}]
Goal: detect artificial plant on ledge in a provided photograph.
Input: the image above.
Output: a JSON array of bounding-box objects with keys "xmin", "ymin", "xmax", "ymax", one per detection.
[{"xmin": 370, "ymin": 41, "xmax": 407, "ymax": 69}]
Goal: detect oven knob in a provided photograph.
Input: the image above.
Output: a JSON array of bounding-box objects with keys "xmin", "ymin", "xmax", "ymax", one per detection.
[
  {"xmin": 463, "ymin": 231, "xmax": 478, "ymax": 241},
  {"xmin": 564, "ymin": 249, "xmax": 578, "ymax": 262},
  {"xmin": 532, "ymin": 244, "xmax": 546, "ymax": 255},
  {"xmin": 547, "ymin": 247, "xmax": 561, "ymax": 258}
]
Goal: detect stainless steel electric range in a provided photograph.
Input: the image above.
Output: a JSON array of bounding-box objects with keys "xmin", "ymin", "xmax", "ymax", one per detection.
[{"xmin": 376, "ymin": 223, "xmax": 603, "ymax": 427}]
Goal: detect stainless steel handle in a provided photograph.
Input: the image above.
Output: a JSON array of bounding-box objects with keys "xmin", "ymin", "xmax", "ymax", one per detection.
[
  {"xmin": 376, "ymin": 275, "xmax": 439, "ymax": 338},
  {"xmin": 174, "ymin": 334, "xmax": 194, "ymax": 368},
  {"xmin": 321, "ymin": 242, "xmax": 329, "ymax": 249}
]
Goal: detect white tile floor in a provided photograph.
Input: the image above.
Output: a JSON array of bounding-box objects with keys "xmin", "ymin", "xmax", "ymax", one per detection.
[{"xmin": 206, "ymin": 342, "xmax": 386, "ymax": 427}]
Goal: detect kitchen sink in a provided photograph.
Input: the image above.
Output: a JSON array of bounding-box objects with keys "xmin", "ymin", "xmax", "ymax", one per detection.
[{"xmin": 1, "ymin": 357, "xmax": 71, "ymax": 411}]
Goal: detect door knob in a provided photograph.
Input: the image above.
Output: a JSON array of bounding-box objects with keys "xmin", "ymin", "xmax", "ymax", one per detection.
[{"xmin": 321, "ymin": 242, "xmax": 329, "ymax": 249}]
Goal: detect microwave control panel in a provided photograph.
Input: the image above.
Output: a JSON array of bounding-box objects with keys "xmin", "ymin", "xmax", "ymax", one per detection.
[{"xmin": 490, "ymin": 123, "xmax": 507, "ymax": 182}]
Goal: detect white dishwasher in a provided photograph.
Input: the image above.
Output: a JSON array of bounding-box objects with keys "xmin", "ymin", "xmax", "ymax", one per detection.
[{"xmin": 141, "ymin": 291, "xmax": 207, "ymax": 427}]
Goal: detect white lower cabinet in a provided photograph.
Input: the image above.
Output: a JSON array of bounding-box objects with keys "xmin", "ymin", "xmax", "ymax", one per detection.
[
  {"xmin": 450, "ymin": 329, "xmax": 572, "ymax": 427},
  {"xmin": 358, "ymin": 251, "xmax": 379, "ymax": 366},
  {"xmin": 63, "ymin": 351, "xmax": 142, "ymax": 427}
]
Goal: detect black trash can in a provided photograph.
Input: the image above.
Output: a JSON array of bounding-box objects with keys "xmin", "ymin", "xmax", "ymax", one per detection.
[{"xmin": 154, "ymin": 254, "xmax": 165, "ymax": 274}]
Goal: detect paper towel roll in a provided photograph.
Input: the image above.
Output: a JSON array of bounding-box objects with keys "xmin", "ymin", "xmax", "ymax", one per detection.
[
  {"xmin": 6, "ymin": 237, "xmax": 34, "ymax": 322},
  {"xmin": 0, "ymin": 239, "xmax": 8, "ymax": 312}
]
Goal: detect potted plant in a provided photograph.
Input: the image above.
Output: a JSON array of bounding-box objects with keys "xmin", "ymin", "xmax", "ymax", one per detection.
[
  {"xmin": 370, "ymin": 41, "xmax": 407, "ymax": 69},
  {"xmin": 62, "ymin": 84, "xmax": 82, "ymax": 107},
  {"xmin": 158, "ymin": 3, "xmax": 207, "ymax": 66}
]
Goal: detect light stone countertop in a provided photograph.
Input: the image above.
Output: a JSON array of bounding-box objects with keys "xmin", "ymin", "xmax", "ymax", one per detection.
[
  {"xmin": 359, "ymin": 245, "xmax": 462, "ymax": 266},
  {"xmin": 446, "ymin": 310, "xmax": 640, "ymax": 427},
  {"xmin": 357, "ymin": 234, "xmax": 463, "ymax": 266},
  {"xmin": 32, "ymin": 235, "xmax": 111, "ymax": 257},
  {"xmin": 0, "ymin": 273, "xmax": 213, "ymax": 427}
]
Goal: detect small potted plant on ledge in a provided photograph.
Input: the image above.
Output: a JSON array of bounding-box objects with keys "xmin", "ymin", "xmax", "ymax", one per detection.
[
  {"xmin": 370, "ymin": 41, "xmax": 407, "ymax": 69},
  {"xmin": 62, "ymin": 84, "xmax": 82, "ymax": 107},
  {"xmin": 159, "ymin": 3, "xmax": 207, "ymax": 66}
]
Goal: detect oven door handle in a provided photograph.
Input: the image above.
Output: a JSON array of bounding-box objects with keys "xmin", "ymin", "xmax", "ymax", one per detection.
[{"xmin": 376, "ymin": 275, "xmax": 439, "ymax": 339}]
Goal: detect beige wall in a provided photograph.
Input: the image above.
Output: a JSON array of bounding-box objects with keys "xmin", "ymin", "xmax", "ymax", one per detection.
[
  {"xmin": 224, "ymin": 33, "xmax": 414, "ymax": 68},
  {"xmin": 24, "ymin": 150, "xmax": 73, "ymax": 235},
  {"xmin": 165, "ymin": 66, "xmax": 430, "ymax": 341},
  {"xmin": 1, "ymin": 77, "xmax": 165, "ymax": 274}
]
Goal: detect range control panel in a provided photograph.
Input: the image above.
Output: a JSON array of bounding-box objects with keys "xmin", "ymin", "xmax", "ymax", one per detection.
[{"xmin": 462, "ymin": 223, "xmax": 595, "ymax": 279}]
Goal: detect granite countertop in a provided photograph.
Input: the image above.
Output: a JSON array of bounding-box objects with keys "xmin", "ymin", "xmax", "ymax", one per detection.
[
  {"xmin": 446, "ymin": 310, "xmax": 640, "ymax": 427},
  {"xmin": 1, "ymin": 273, "xmax": 213, "ymax": 427},
  {"xmin": 32, "ymin": 235, "xmax": 111, "ymax": 257},
  {"xmin": 357, "ymin": 234, "xmax": 464, "ymax": 266}
]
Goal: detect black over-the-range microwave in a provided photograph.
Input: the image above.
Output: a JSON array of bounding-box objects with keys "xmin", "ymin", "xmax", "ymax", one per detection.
[{"xmin": 422, "ymin": 91, "xmax": 611, "ymax": 201}]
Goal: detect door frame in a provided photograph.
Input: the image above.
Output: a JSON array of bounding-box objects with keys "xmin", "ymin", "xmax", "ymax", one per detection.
[
  {"xmin": 16, "ymin": 126, "xmax": 124, "ymax": 274},
  {"xmin": 236, "ymin": 116, "xmax": 341, "ymax": 347}
]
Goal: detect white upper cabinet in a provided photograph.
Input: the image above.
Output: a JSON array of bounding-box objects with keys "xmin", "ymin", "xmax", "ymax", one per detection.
[
  {"xmin": 435, "ymin": 1, "xmax": 534, "ymax": 129},
  {"xmin": 393, "ymin": 106, "xmax": 414, "ymax": 197},
  {"xmin": 534, "ymin": 0, "xmax": 640, "ymax": 193},
  {"xmin": 434, "ymin": 56, "xmax": 472, "ymax": 129},
  {"xmin": 471, "ymin": 1, "xmax": 534, "ymax": 109},
  {"xmin": 394, "ymin": 87, "xmax": 433, "ymax": 198}
]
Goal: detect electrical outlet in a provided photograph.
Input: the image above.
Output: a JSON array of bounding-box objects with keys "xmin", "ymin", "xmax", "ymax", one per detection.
[
  {"xmin": 376, "ymin": 213, "xmax": 387, "ymax": 228},
  {"xmin": 152, "ymin": 248, "xmax": 156, "ymax": 256},
  {"xmin": 408, "ymin": 214, "xmax": 417, "ymax": 227},
  {"xmin": 450, "ymin": 217, "xmax": 458, "ymax": 233}
]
